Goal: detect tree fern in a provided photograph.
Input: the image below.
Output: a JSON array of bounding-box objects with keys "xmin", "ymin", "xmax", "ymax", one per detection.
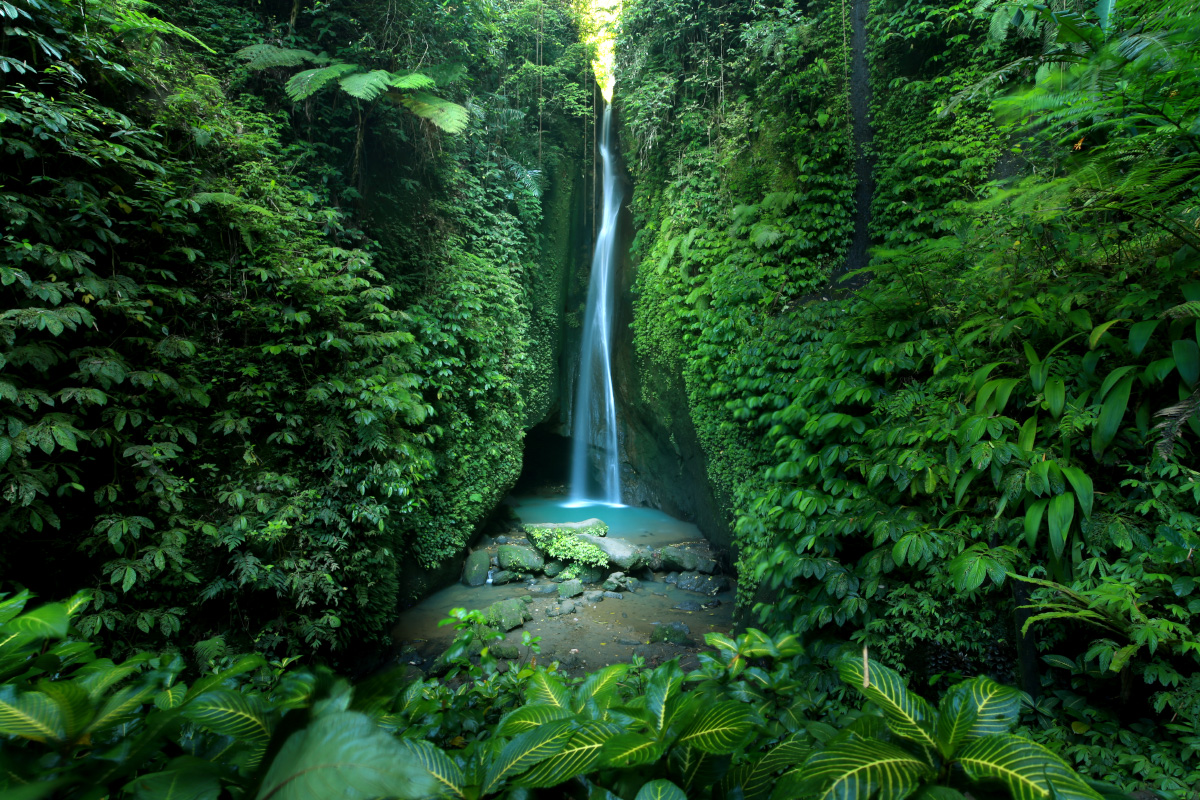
[
  {"xmin": 285, "ymin": 63, "xmax": 359, "ymax": 102},
  {"xmin": 236, "ymin": 44, "xmax": 325, "ymax": 70},
  {"xmin": 399, "ymin": 92, "xmax": 470, "ymax": 134}
]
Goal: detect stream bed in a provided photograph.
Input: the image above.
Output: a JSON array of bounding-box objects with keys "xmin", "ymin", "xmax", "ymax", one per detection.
[{"xmin": 390, "ymin": 495, "xmax": 737, "ymax": 676}]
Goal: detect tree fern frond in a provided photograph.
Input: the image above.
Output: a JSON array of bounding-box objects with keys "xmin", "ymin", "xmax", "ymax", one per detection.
[
  {"xmin": 285, "ymin": 63, "xmax": 359, "ymax": 101},
  {"xmin": 1159, "ymin": 302, "xmax": 1200, "ymax": 320},
  {"xmin": 338, "ymin": 70, "xmax": 393, "ymax": 101},
  {"xmin": 1153, "ymin": 389, "xmax": 1200, "ymax": 460},
  {"xmin": 397, "ymin": 92, "xmax": 469, "ymax": 134},
  {"xmin": 236, "ymin": 44, "xmax": 324, "ymax": 70},
  {"xmin": 387, "ymin": 71, "xmax": 437, "ymax": 91}
]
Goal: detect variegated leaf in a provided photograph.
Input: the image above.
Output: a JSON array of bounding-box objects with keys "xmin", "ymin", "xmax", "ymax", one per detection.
[
  {"xmin": 525, "ymin": 670, "xmax": 570, "ymax": 710},
  {"xmin": 481, "ymin": 720, "xmax": 574, "ymax": 794},
  {"xmin": 956, "ymin": 734, "xmax": 1103, "ymax": 800},
  {"xmin": 497, "ymin": 704, "xmax": 574, "ymax": 736},
  {"xmin": 514, "ymin": 721, "xmax": 621, "ymax": 788},
  {"xmin": 676, "ymin": 700, "xmax": 754, "ymax": 754},
  {"xmin": 398, "ymin": 739, "xmax": 465, "ymax": 799},
  {"xmin": 798, "ymin": 739, "xmax": 934, "ymax": 800},
  {"xmin": 838, "ymin": 658, "xmax": 937, "ymax": 748}
]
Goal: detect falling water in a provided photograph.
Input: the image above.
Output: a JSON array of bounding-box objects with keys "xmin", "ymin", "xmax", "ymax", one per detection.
[{"xmin": 569, "ymin": 104, "xmax": 623, "ymax": 506}]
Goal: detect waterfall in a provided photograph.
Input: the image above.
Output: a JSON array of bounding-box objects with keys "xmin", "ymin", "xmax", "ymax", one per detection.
[{"xmin": 569, "ymin": 103, "xmax": 623, "ymax": 506}]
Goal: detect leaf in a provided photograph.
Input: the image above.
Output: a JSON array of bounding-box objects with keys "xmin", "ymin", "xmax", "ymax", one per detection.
[
  {"xmin": 481, "ymin": 720, "xmax": 575, "ymax": 794},
  {"xmin": 796, "ymin": 738, "xmax": 934, "ymax": 800},
  {"xmin": 525, "ymin": 671, "xmax": 569, "ymax": 710},
  {"xmin": 1018, "ymin": 416, "xmax": 1038, "ymax": 453},
  {"xmin": 235, "ymin": 44, "xmax": 321, "ymax": 70},
  {"xmin": 600, "ymin": 733, "xmax": 665, "ymax": 769},
  {"xmin": 126, "ymin": 757, "xmax": 222, "ymax": 800},
  {"xmin": 1088, "ymin": 319, "xmax": 1128, "ymax": 349},
  {"xmin": 1173, "ymin": 340, "xmax": 1200, "ymax": 386},
  {"xmin": 1128, "ymin": 320, "xmax": 1158, "ymax": 356},
  {"xmin": 497, "ymin": 704, "xmax": 574, "ymax": 736},
  {"xmin": 338, "ymin": 70, "xmax": 393, "ymax": 101},
  {"xmin": 285, "ymin": 63, "xmax": 359, "ymax": 101},
  {"xmin": 514, "ymin": 721, "xmax": 620, "ymax": 788},
  {"xmin": 1060, "ymin": 466, "xmax": 1093, "ymax": 520},
  {"xmin": 387, "ymin": 71, "xmax": 437, "ymax": 90},
  {"xmin": 1, "ymin": 603, "xmax": 68, "ymax": 639},
  {"xmin": 185, "ymin": 689, "xmax": 273, "ymax": 744},
  {"xmin": 1047, "ymin": 493, "xmax": 1076, "ymax": 559},
  {"xmin": 256, "ymin": 710, "xmax": 436, "ymax": 800},
  {"xmin": 837, "ymin": 658, "xmax": 937, "ymax": 748},
  {"xmin": 956, "ymin": 733, "xmax": 1103, "ymax": 800},
  {"xmin": 0, "ymin": 687, "xmax": 64, "ymax": 742},
  {"xmin": 1045, "ymin": 378, "xmax": 1066, "ymax": 419},
  {"xmin": 646, "ymin": 660, "xmax": 684, "ymax": 734},
  {"xmin": 676, "ymin": 701, "xmax": 754, "ymax": 754},
  {"xmin": 634, "ymin": 780, "xmax": 688, "ymax": 800},
  {"xmin": 397, "ymin": 739, "xmax": 465, "ymax": 799},
  {"xmin": 398, "ymin": 92, "xmax": 469, "ymax": 134},
  {"xmin": 743, "ymin": 737, "xmax": 811, "ymax": 800},
  {"xmin": 1092, "ymin": 375, "xmax": 1133, "ymax": 455},
  {"xmin": 574, "ymin": 663, "xmax": 627, "ymax": 711}
]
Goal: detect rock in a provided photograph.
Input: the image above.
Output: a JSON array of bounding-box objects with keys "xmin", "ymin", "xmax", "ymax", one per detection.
[
  {"xmin": 650, "ymin": 621, "xmax": 691, "ymax": 644},
  {"xmin": 664, "ymin": 572, "xmax": 680, "ymax": 584},
  {"xmin": 491, "ymin": 570, "xmax": 519, "ymax": 585},
  {"xmin": 561, "ymin": 600, "xmax": 576, "ymax": 614},
  {"xmin": 676, "ymin": 571, "xmax": 729, "ymax": 596},
  {"xmin": 484, "ymin": 597, "xmax": 532, "ymax": 631},
  {"xmin": 616, "ymin": 638, "xmax": 641, "ymax": 646},
  {"xmin": 673, "ymin": 601, "xmax": 703, "ymax": 612},
  {"xmin": 608, "ymin": 571, "xmax": 627, "ymax": 582},
  {"xmin": 520, "ymin": 595, "xmax": 534, "ymax": 604},
  {"xmin": 579, "ymin": 534, "xmax": 650, "ymax": 571},
  {"xmin": 603, "ymin": 591, "xmax": 622, "ymax": 600},
  {"xmin": 496, "ymin": 535, "xmax": 508, "ymax": 545},
  {"xmin": 498, "ymin": 544, "xmax": 544, "ymax": 572},
  {"xmin": 584, "ymin": 591, "xmax": 605, "ymax": 602},
  {"xmin": 546, "ymin": 605, "xmax": 567, "ymax": 617},
  {"xmin": 544, "ymin": 560, "xmax": 566, "ymax": 577},
  {"xmin": 491, "ymin": 556, "xmax": 499, "ymax": 567},
  {"xmin": 559, "ymin": 653, "xmax": 583, "ymax": 669},
  {"xmin": 557, "ymin": 579, "xmax": 584, "ymax": 599},
  {"xmin": 660, "ymin": 546, "xmax": 700, "ymax": 572},
  {"xmin": 463, "ymin": 549, "xmax": 491, "ymax": 586},
  {"xmin": 491, "ymin": 644, "xmax": 520, "ymax": 659},
  {"xmin": 602, "ymin": 578, "xmax": 622, "ymax": 592},
  {"xmin": 625, "ymin": 577, "xmax": 641, "ymax": 592},
  {"xmin": 528, "ymin": 585, "xmax": 556, "ymax": 595},
  {"xmin": 577, "ymin": 566, "xmax": 605, "ymax": 584}
]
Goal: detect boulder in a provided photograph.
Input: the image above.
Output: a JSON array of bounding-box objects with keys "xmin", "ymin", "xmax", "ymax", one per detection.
[
  {"xmin": 584, "ymin": 591, "xmax": 605, "ymax": 603},
  {"xmin": 673, "ymin": 601, "xmax": 703, "ymax": 612},
  {"xmin": 650, "ymin": 621, "xmax": 691, "ymax": 644},
  {"xmin": 664, "ymin": 572, "xmax": 680, "ymax": 584},
  {"xmin": 557, "ymin": 579, "xmax": 584, "ymax": 599},
  {"xmin": 484, "ymin": 597, "xmax": 532, "ymax": 631},
  {"xmin": 603, "ymin": 591, "xmax": 622, "ymax": 600},
  {"xmin": 544, "ymin": 560, "xmax": 566, "ymax": 578},
  {"xmin": 625, "ymin": 577, "xmax": 641, "ymax": 592},
  {"xmin": 676, "ymin": 572, "xmax": 729, "ymax": 596},
  {"xmin": 578, "ymin": 534, "xmax": 650, "ymax": 571},
  {"xmin": 547, "ymin": 601, "xmax": 576, "ymax": 617},
  {"xmin": 491, "ymin": 570, "xmax": 519, "ymax": 585},
  {"xmin": 577, "ymin": 565, "xmax": 605, "ymax": 584},
  {"xmin": 462, "ymin": 550, "xmax": 490, "ymax": 586},
  {"xmin": 498, "ymin": 544, "xmax": 544, "ymax": 572},
  {"xmin": 491, "ymin": 643, "xmax": 521, "ymax": 659},
  {"xmin": 527, "ymin": 585, "xmax": 556, "ymax": 595},
  {"xmin": 660, "ymin": 546, "xmax": 700, "ymax": 572}
]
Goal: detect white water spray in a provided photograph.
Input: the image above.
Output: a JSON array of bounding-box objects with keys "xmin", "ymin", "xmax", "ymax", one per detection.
[{"xmin": 569, "ymin": 104, "xmax": 623, "ymax": 506}]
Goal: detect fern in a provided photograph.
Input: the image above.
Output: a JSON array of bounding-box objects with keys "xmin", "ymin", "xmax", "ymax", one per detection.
[
  {"xmin": 338, "ymin": 70, "xmax": 393, "ymax": 101},
  {"xmin": 398, "ymin": 91, "xmax": 470, "ymax": 134},
  {"xmin": 1152, "ymin": 388, "xmax": 1200, "ymax": 459},
  {"xmin": 236, "ymin": 44, "xmax": 325, "ymax": 70},
  {"xmin": 105, "ymin": 0, "xmax": 214, "ymax": 53},
  {"xmin": 285, "ymin": 63, "xmax": 359, "ymax": 102}
]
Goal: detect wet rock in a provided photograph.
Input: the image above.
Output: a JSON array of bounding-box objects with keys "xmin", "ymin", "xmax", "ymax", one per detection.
[
  {"xmin": 559, "ymin": 653, "xmax": 583, "ymax": 669},
  {"xmin": 491, "ymin": 644, "xmax": 521, "ymax": 659},
  {"xmin": 484, "ymin": 597, "xmax": 533, "ymax": 631},
  {"xmin": 527, "ymin": 585, "xmax": 556, "ymax": 595},
  {"xmin": 702, "ymin": 599, "xmax": 722, "ymax": 609},
  {"xmin": 577, "ymin": 566, "xmax": 605, "ymax": 584},
  {"xmin": 578, "ymin": 534, "xmax": 650, "ymax": 571},
  {"xmin": 463, "ymin": 550, "xmax": 490, "ymax": 586},
  {"xmin": 603, "ymin": 591, "xmax": 622, "ymax": 600},
  {"xmin": 557, "ymin": 579, "xmax": 584, "ymax": 599},
  {"xmin": 491, "ymin": 570, "xmax": 519, "ymax": 585},
  {"xmin": 673, "ymin": 601, "xmax": 703, "ymax": 612},
  {"xmin": 676, "ymin": 571, "xmax": 729, "ymax": 596},
  {"xmin": 650, "ymin": 621, "xmax": 691, "ymax": 644},
  {"xmin": 601, "ymin": 577, "xmax": 622, "ymax": 592},
  {"xmin": 491, "ymin": 556, "xmax": 499, "ymax": 567},
  {"xmin": 496, "ymin": 535, "xmax": 508, "ymax": 545},
  {"xmin": 498, "ymin": 544, "xmax": 544, "ymax": 572},
  {"xmin": 584, "ymin": 591, "xmax": 605, "ymax": 603},
  {"xmin": 625, "ymin": 577, "xmax": 641, "ymax": 592},
  {"xmin": 544, "ymin": 560, "xmax": 566, "ymax": 578},
  {"xmin": 664, "ymin": 572, "xmax": 680, "ymax": 584},
  {"xmin": 660, "ymin": 546, "xmax": 700, "ymax": 572},
  {"xmin": 519, "ymin": 595, "xmax": 534, "ymax": 604}
]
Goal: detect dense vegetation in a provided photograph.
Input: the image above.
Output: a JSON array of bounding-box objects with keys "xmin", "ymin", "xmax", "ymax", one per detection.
[{"xmin": 2, "ymin": 0, "xmax": 1198, "ymax": 797}]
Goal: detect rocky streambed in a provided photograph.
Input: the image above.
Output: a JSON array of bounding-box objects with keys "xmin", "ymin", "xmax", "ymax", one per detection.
[{"xmin": 389, "ymin": 497, "xmax": 737, "ymax": 677}]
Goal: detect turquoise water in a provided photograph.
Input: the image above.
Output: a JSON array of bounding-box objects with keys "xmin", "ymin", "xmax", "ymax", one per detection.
[{"xmin": 506, "ymin": 495, "xmax": 703, "ymax": 549}]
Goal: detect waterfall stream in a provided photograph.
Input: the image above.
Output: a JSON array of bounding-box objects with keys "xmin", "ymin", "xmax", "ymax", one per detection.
[{"xmin": 569, "ymin": 103, "xmax": 623, "ymax": 506}]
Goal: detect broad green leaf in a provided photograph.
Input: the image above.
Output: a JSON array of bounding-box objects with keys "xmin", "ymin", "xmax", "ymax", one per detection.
[
  {"xmin": 2, "ymin": 603, "xmax": 69, "ymax": 639},
  {"xmin": 837, "ymin": 658, "xmax": 937, "ymax": 748},
  {"xmin": 397, "ymin": 739, "xmax": 465, "ymax": 799},
  {"xmin": 743, "ymin": 737, "xmax": 811, "ymax": 800},
  {"xmin": 1098, "ymin": 366, "xmax": 1137, "ymax": 400},
  {"xmin": 797, "ymin": 739, "xmax": 934, "ymax": 800},
  {"xmin": 646, "ymin": 660, "xmax": 684, "ymax": 734},
  {"xmin": 0, "ymin": 687, "xmax": 64, "ymax": 742},
  {"xmin": 514, "ymin": 721, "xmax": 620, "ymax": 788},
  {"xmin": 668, "ymin": 744, "xmax": 730, "ymax": 794},
  {"xmin": 956, "ymin": 734, "xmax": 1103, "ymax": 800},
  {"xmin": 634, "ymin": 780, "xmax": 688, "ymax": 800},
  {"xmin": 1047, "ymin": 493, "xmax": 1075, "ymax": 559},
  {"xmin": 601, "ymin": 732, "xmax": 665, "ymax": 768},
  {"xmin": 126, "ymin": 756, "xmax": 221, "ymax": 800},
  {"xmin": 1173, "ymin": 339, "xmax": 1200, "ymax": 386},
  {"xmin": 525, "ymin": 670, "xmax": 569, "ymax": 710},
  {"xmin": 184, "ymin": 690, "xmax": 273, "ymax": 743},
  {"xmin": 155, "ymin": 684, "xmax": 187, "ymax": 710},
  {"xmin": 87, "ymin": 684, "xmax": 156, "ymax": 734},
  {"xmin": 676, "ymin": 700, "xmax": 754, "ymax": 754},
  {"xmin": 1088, "ymin": 319, "xmax": 1128, "ymax": 349},
  {"xmin": 481, "ymin": 720, "xmax": 574, "ymax": 794},
  {"xmin": 1025, "ymin": 499, "xmax": 1048, "ymax": 547},
  {"xmin": 398, "ymin": 92, "xmax": 469, "ymax": 134},
  {"xmin": 38, "ymin": 681, "xmax": 93, "ymax": 741},
  {"xmin": 1045, "ymin": 378, "xmax": 1066, "ymax": 419},
  {"xmin": 1128, "ymin": 320, "xmax": 1158, "ymax": 356},
  {"xmin": 0, "ymin": 590, "xmax": 31, "ymax": 625},
  {"xmin": 497, "ymin": 704, "xmax": 573, "ymax": 736},
  {"xmin": 256, "ymin": 710, "xmax": 435, "ymax": 800},
  {"xmin": 1060, "ymin": 467, "xmax": 1093, "ymax": 519},
  {"xmin": 574, "ymin": 663, "xmax": 627, "ymax": 711},
  {"xmin": 1092, "ymin": 375, "xmax": 1133, "ymax": 455},
  {"xmin": 184, "ymin": 654, "xmax": 266, "ymax": 703},
  {"xmin": 938, "ymin": 677, "xmax": 1022, "ymax": 755},
  {"xmin": 1018, "ymin": 416, "xmax": 1038, "ymax": 453},
  {"xmin": 935, "ymin": 682, "xmax": 977, "ymax": 757}
]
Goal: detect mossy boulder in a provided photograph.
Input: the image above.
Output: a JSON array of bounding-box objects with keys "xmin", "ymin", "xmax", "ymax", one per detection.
[
  {"xmin": 491, "ymin": 570, "xmax": 520, "ymax": 585},
  {"xmin": 498, "ymin": 544, "xmax": 544, "ymax": 572},
  {"xmin": 462, "ymin": 549, "xmax": 491, "ymax": 586},
  {"xmin": 578, "ymin": 534, "xmax": 650, "ymax": 571},
  {"xmin": 557, "ymin": 579, "xmax": 584, "ymax": 599},
  {"xmin": 544, "ymin": 560, "xmax": 566, "ymax": 577},
  {"xmin": 484, "ymin": 597, "xmax": 533, "ymax": 631}
]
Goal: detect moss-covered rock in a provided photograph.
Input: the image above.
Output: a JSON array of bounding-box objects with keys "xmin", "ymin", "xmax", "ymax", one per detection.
[
  {"xmin": 498, "ymin": 544, "xmax": 545, "ymax": 572},
  {"xmin": 557, "ymin": 579, "xmax": 584, "ymax": 599},
  {"xmin": 491, "ymin": 570, "xmax": 520, "ymax": 585},
  {"xmin": 462, "ymin": 549, "xmax": 491, "ymax": 586},
  {"xmin": 484, "ymin": 597, "xmax": 533, "ymax": 631}
]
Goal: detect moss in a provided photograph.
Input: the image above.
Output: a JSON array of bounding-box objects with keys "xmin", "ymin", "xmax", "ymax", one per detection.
[{"xmin": 525, "ymin": 521, "xmax": 610, "ymax": 568}]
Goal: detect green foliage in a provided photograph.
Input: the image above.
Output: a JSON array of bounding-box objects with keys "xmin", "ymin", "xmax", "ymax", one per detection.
[{"xmin": 526, "ymin": 523, "xmax": 611, "ymax": 568}]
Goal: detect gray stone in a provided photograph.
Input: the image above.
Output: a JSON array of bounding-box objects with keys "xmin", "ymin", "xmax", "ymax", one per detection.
[
  {"xmin": 616, "ymin": 638, "xmax": 641, "ymax": 646},
  {"xmin": 625, "ymin": 577, "xmax": 641, "ymax": 592},
  {"xmin": 463, "ymin": 549, "xmax": 490, "ymax": 586},
  {"xmin": 561, "ymin": 600, "xmax": 576, "ymax": 614},
  {"xmin": 498, "ymin": 544, "xmax": 544, "ymax": 572},
  {"xmin": 676, "ymin": 571, "xmax": 729, "ymax": 596},
  {"xmin": 673, "ymin": 601, "xmax": 702, "ymax": 612},
  {"xmin": 528, "ymin": 585, "xmax": 556, "ymax": 595},
  {"xmin": 650, "ymin": 621, "xmax": 691, "ymax": 644},
  {"xmin": 577, "ymin": 566, "xmax": 605, "ymax": 584},
  {"xmin": 496, "ymin": 535, "xmax": 508, "ymax": 545},
  {"xmin": 660, "ymin": 546, "xmax": 701, "ymax": 572},
  {"xmin": 603, "ymin": 591, "xmax": 622, "ymax": 600},
  {"xmin": 664, "ymin": 572, "xmax": 680, "ymax": 584},
  {"xmin": 601, "ymin": 578, "xmax": 622, "ymax": 592},
  {"xmin": 491, "ymin": 570, "xmax": 519, "ymax": 585},
  {"xmin": 584, "ymin": 591, "xmax": 605, "ymax": 602},
  {"xmin": 484, "ymin": 597, "xmax": 532, "ymax": 631},
  {"xmin": 544, "ymin": 560, "xmax": 566, "ymax": 577},
  {"xmin": 579, "ymin": 534, "xmax": 650, "ymax": 571},
  {"xmin": 520, "ymin": 595, "xmax": 533, "ymax": 604},
  {"xmin": 557, "ymin": 579, "xmax": 584, "ymax": 599},
  {"xmin": 491, "ymin": 644, "xmax": 520, "ymax": 659}
]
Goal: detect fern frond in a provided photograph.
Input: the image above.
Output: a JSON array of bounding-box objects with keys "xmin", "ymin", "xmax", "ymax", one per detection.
[
  {"xmin": 236, "ymin": 44, "xmax": 324, "ymax": 70},
  {"xmin": 338, "ymin": 70, "xmax": 393, "ymax": 101},
  {"xmin": 107, "ymin": 2, "xmax": 214, "ymax": 52},
  {"xmin": 388, "ymin": 71, "xmax": 437, "ymax": 91},
  {"xmin": 397, "ymin": 91, "xmax": 469, "ymax": 134},
  {"xmin": 1152, "ymin": 389, "xmax": 1200, "ymax": 459},
  {"xmin": 422, "ymin": 62, "xmax": 468, "ymax": 86},
  {"xmin": 1159, "ymin": 302, "xmax": 1200, "ymax": 320},
  {"xmin": 285, "ymin": 63, "xmax": 359, "ymax": 101}
]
